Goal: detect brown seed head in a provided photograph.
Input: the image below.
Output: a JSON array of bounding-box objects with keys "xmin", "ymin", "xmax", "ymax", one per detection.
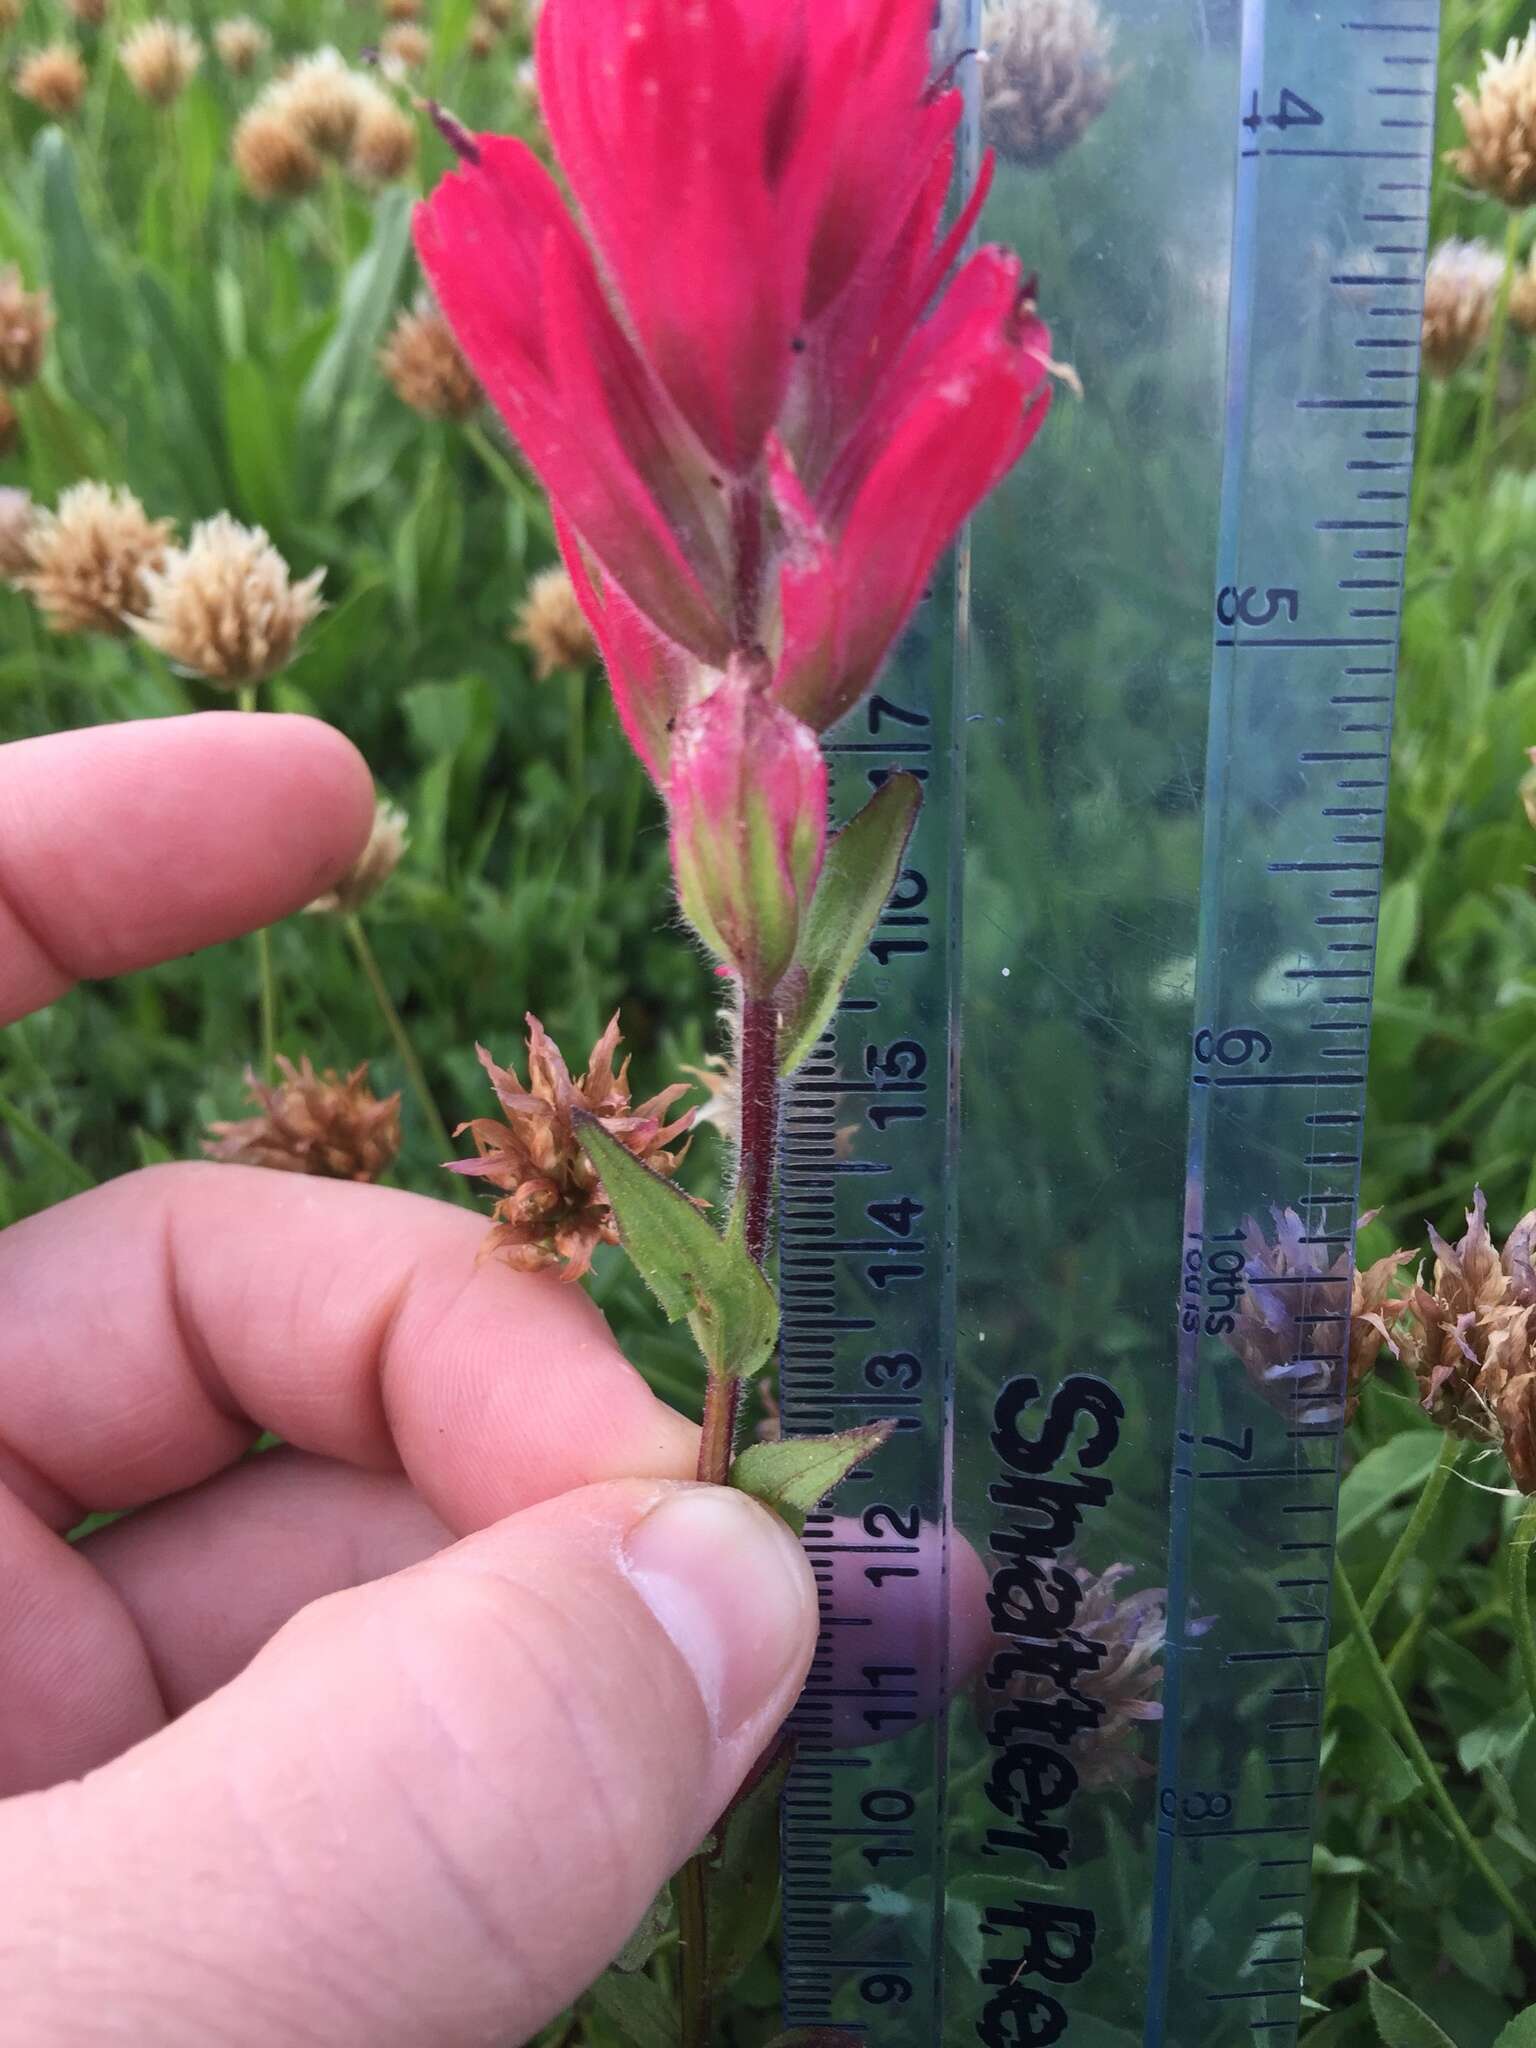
[
  {"xmin": 129, "ymin": 512, "xmax": 324, "ymax": 686},
  {"xmin": 0, "ymin": 487, "xmax": 35, "ymax": 576},
  {"xmin": 233, "ymin": 101, "xmax": 322, "ymax": 200},
  {"xmin": 1448, "ymin": 28, "xmax": 1536, "ymax": 206},
  {"xmin": 18, "ymin": 482, "xmax": 173, "ymax": 637},
  {"xmin": 380, "ymin": 21, "xmax": 430, "ymax": 71},
  {"xmin": 272, "ymin": 48, "xmax": 367, "ymax": 157},
  {"xmin": 120, "ymin": 19, "xmax": 201, "ymax": 105},
  {"xmin": 214, "ymin": 16, "xmax": 270, "ymax": 75},
  {"xmin": 65, "ymin": 0, "xmax": 108, "ymax": 26},
  {"xmin": 978, "ymin": 1560, "xmax": 1166, "ymax": 1789},
  {"xmin": 349, "ymin": 90, "xmax": 418, "ymax": 184},
  {"xmin": 383, "ymin": 0, "xmax": 422, "ymax": 18},
  {"xmin": 1421, "ymin": 238, "xmax": 1505, "ymax": 376},
  {"xmin": 1394, "ymin": 1189, "xmax": 1536, "ymax": 1488},
  {"xmin": 379, "ymin": 297, "xmax": 480, "ymax": 419},
  {"xmin": 15, "ymin": 43, "xmax": 88, "ymax": 119},
  {"xmin": 466, "ymin": 16, "xmax": 498, "ymax": 60},
  {"xmin": 513, "ymin": 565, "xmax": 598, "ymax": 679},
  {"xmin": 980, "ymin": 0, "xmax": 1117, "ymax": 169},
  {"xmin": 204, "ymin": 1057, "xmax": 402, "ymax": 1182},
  {"xmin": 447, "ymin": 1013, "xmax": 696, "ymax": 1281},
  {"xmin": 306, "ymin": 799, "xmax": 409, "ymax": 915},
  {"xmin": 0, "ymin": 265, "xmax": 52, "ymax": 388}
]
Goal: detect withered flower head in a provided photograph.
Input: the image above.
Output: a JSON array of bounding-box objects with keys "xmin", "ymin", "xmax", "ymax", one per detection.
[
  {"xmin": 0, "ymin": 390, "xmax": 16, "ymax": 461},
  {"xmin": 15, "ymin": 43, "xmax": 88, "ymax": 119},
  {"xmin": 383, "ymin": 0, "xmax": 423, "ymax": 18},
  {"xmin": 18, "ymin": 482, "xmax": 173, "ymax": 637},
  {"xmin": 1226, "ymin": 1207, "xmax": 1412, "ymax": 1426},
  {"xmin": 129, "ymin": 512, "xmax": 324, "ymax": 686},
  {"xmin": 348, "ymin": 89, "xmax": 417, "ymax": 184},
  {"xmin": 306, "ymin": 798, "xmax": 408, "ymax": 915},
  {"xmin": 0, "ymin": 265, "xmax": 52, "ymax": 388},
  {"xmin": 233, "ymin": 101, "xmax": 322, "ymax": 200},
  {"xmin": 65, "ymin": 0, "xmax": 107, "ymax": 25},
  {"xmin": 271, "ymin": 48, "xmax": 366, "ymax": 157},
  {"xmin": 513, "ymin": 565, "xmax": 598, "ymax": 679},
  {"xmin": 447, "ymin": 1013, "xmax": 696, "ymax": 1280},
  {"xmin": 1421, "ymin": 238, "xmax": 1505, "ymax": 376},
  {"xmin": 380, "ymin": 21, "xmax": 430, "ymax": 71},
  {"xmin": 1448, "ymin": 28, "xmax": 1536, "ymax": 205},
  {"xmin": 214, "ymin": 16, "xmax": 270, "ymax": 75},
  {"xmin": 978, "ymin": 1561, "xmax": 1167, "ymax": 1790},
  {"xmin": 119, "ymin": 19, "xmax": 201, "ymax": 105},
  {"xmin": 980, "ymin": 0, "xmax": 1117, "ymax": 169},
  {"xmin": 379, "ymin": 297, "xmax": 481, "ymax": 419},
  {"xmin": 0, "ymin": 486, "xmax": 35, "ymax": 576},
  {"xmin": 204, "ymin": 1057, "xmax": 402, "ymax": 1182},
  {"xmin": 1395, "ymin": 1190, "xmax": 1536, "ymax": 1490}
]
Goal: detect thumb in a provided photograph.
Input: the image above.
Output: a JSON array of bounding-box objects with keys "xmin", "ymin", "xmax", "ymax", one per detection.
[{"xmin": 0, "ymin": 1479, "xmax": 817, "ymax": 2048}]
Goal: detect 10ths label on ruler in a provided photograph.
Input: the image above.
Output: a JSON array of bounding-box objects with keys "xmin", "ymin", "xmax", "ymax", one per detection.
[{"xmin": 777, "ymin": 0, "xmax": 1438, "ymax": 2041}]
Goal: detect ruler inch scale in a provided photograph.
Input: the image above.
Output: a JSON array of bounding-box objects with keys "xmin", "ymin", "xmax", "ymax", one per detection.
[{"xmin": 778, "ymin": 0, "xmax": 1439, "ymax": 2042}]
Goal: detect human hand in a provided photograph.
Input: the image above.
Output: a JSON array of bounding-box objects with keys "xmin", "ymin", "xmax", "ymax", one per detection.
[{"xmin": 0, "ymin": 714, "xmax": 819, "ymax": 2046}]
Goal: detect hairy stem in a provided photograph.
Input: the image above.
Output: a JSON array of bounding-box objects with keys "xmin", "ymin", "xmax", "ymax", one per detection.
[
  {"xmin": 738, "ymin": 991, "xmax": 779, "ymax": 1267},
  {"xmin": 237, "ymin": 684, "xmax": 279, "ymax": 1081},
  {"xmin": 1506, "ymin": 1493, "xmax": 1536, "ymax": 1725},
  {"xmin": 697, "ymin": 1370, "xmax": 741, "ymax": 1488},
  {"xmin": 1334, "ymin": 1564, "xmax": 1536, "ymax": 1943}
]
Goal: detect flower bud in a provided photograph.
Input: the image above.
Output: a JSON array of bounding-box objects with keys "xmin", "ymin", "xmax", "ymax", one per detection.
[{"xmin": 667, "ymin": 655, "xmax": 827, "ymax": 998}]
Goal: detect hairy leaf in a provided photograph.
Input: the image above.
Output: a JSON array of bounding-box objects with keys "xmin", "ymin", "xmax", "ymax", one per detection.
[
  {"xmin": 730, "ymin": 1424, "xmax": 893, "ymax": 1535},
  {"xmin": 1367, "ymin": 1976, "xmax": 1457, "ymax": 2048}
]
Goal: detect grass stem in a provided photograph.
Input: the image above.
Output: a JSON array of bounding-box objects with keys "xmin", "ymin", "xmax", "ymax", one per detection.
[{"xmin": 342, "ymin": 912, "xmax": 456, "ymax": 1166}]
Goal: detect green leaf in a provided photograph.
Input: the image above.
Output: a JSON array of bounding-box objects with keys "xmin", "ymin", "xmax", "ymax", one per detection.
[
  {"xmin": 705, "ymin": 1749, "xmax": 791, "ymax": 1992},
  {"xmin": 1494, "ymin": 2009, "xmax": 1536, "ymax": 2048},
  {"xmin": 1337, "ymin": 1433, "xmax": 1443, "ymax": 1544},
  {"xmin": 300, "ymin": 186, "xmax": 412, "ymax": 430},
  {"xmin": 574, "ymin": 1114, "xmax": 778, "ymax": 1380},
  {"xmin": 1367, "ymin": 1975, "xmax": 1458, "ymax": 2048},
  {"xmin": 610, "ymin": 1884, "xmax": 674, "ymax": 1974},
  {"xmin": 778, "ymin": 774, "xmax": 922, "ymax": 1076},
  {"xmin": 729, "ymin": 1425, "xmax": 893, "ymax": 1536},
  {"xmin": 585, "ymin": 1965, "xmax": 678, "ymax": 2048}
]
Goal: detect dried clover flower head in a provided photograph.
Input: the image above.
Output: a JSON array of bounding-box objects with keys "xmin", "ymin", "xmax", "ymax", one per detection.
[
  {"xmin": 980, "ymin": 0, "xmax": 1116, "ymax": 168},
  {"xmin": 204, "ymin": 1058, "xmax": 402, "ymax": 1182},
  {"xmin": 379, "ymin": 298, "xmax": 480, "ymax": 419},
  {"xmin": 18, "ymin": 482, "xmax": 173, "ymax": 637},
  {"xmin": 129, "ymin": 513, "xmax": 324, "ymax": 686},
  {"xmin": 0, "ymin": 266, "xmax": 51, "ymax": 388},
  {"xmin": 272, "ymin": 48, "xmax": 366, "ymax": 157},
  {"xmin": 381, "ymin": 21, "xmax": 430, "ymax": 70},
  {"xmin": 1395, "ymin": 1190, "xmax": 1536, "ymax": 1490},
  {"xmin": 65, "ymin": 0, "xmax": 107, "ymax": 25},
  {"xmin": 233, "ymin": 102, "xmax": 322, "ymax": 200},
  {"xmin": 978, "ymin": 1561, "xmax": 1167, "ymax": 1790},
  {"xmin": 1226, "ymin": 1207, "xmax": 1412, "ymax": 1426},
  {"xmin": 447, "ymin": 1013, "xmax": 696, "ymax": 1280},
  {"xmin": 349, "ymin": 91, "xmax": 417, "ymax": 184},
  {"xmin": 1448, "ymin": 28, "xmax": 1536, "ymax": 206},
  {"xmin": 1421, "ymin": 238, "xmax": 1505, "ymax": 377},
  {"xmin": 15, "ymin": 43, "xmax": 88, "ymax": 118},
  {"xmin": 307, "ymin": 799, "xmax": 409, "ymax": 914},
  {"xmin": 214, "ymin": 16, "xmax": 270, "ymax": 75},
  {"xmin": 0, "ymin": 487, "xmax": 35, "ymax": 576},
  {"xmin": 513, "ymin": 565, "xmax": 598, "ymax": 679},
  {"xmin": 120, "ymin": 19, "xmax": 201, "ymax": 105}
]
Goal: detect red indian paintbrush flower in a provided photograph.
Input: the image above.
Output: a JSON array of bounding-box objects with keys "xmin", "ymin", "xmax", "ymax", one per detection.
[
  {"xmin": 669, "ymin": 652, "xmax": 828, "ymax": 995},
  {"xmin": 414, "ymin": 0, "xmax": 1054, "ymax": 770}
]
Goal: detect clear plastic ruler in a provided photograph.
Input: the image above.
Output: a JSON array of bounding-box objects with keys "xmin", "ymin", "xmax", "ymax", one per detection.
[{"xmin": 777, "ymin": 0, "xmax": 1440, "ymax": 2041}]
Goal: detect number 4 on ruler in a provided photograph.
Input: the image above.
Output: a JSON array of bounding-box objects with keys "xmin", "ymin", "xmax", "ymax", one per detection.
[{"xmin": 1242, "ymin": 87, "xmax": 1324, "ymax": 131}]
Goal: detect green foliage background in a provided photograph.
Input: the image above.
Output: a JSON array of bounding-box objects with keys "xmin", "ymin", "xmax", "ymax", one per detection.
[{"xmin": 2, "ymin": 0, "xmax": 1536, "ymax": 2041}]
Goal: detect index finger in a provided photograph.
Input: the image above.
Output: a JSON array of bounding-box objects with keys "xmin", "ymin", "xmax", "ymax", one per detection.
[{"xmin": 0, "ymin": 713, "xmax": 375, "ymax": 1024}]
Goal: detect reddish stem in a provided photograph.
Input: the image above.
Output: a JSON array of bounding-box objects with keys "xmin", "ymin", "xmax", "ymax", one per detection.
[{"xmin": 738, "ymin": 991, "xmax": 778, "ymax": 1267}]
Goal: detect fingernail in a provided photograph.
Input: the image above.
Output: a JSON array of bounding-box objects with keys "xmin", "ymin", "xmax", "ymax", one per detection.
[{"xmin": 623, "ymin": 1487, "xmax": 816, "ymax": 1741}]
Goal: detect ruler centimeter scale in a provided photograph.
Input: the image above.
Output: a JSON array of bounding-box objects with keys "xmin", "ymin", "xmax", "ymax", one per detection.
[{"xmin": 778, "ymin": 0, "xmax": 1441, "ymax": 2042}]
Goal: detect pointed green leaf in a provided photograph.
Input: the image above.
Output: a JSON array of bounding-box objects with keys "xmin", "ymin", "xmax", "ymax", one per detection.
[
  {"xmin": 574, "ymin": 1114, "xmax": 778, "ymax": 1380},
  {"xmin": 1495, "ymin": 2010, "xmax": 1536, "ymax": 2048},
  {"xmin": 730, "ymin": 1424, "xmax": 894, "ymax": 1535},
  {"xmin": 1367, "ymin": 1977, "xmax": 1457, "ymax": 2048},
  {"xmin": 778, "ymin": 774, "xmax": 923, "ymax": 1076},
  {"xmin": 586, "ymin": 1964, "xmax": 679, "ymax": 2048}
]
